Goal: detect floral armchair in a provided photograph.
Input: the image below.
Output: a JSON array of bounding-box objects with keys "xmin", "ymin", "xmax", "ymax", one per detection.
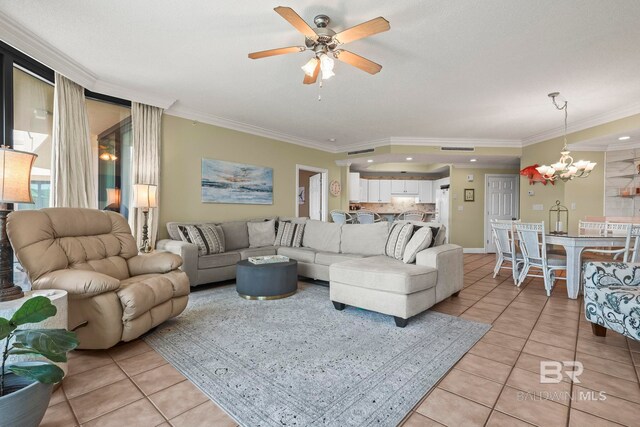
[{"xmin": 583, "ymin": 262, "xmax": 640, "ymax": 340}]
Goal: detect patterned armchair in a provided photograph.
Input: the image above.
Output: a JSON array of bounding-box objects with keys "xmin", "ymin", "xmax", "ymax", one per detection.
[{"xmin": 584, "ymin": 261, "xmax": 640, "ymax": 340}]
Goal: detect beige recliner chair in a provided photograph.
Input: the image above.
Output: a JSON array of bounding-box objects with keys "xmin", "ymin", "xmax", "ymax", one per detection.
[{"xmin": 7, "ymin": 208, "xmax": 190, "ymax": 349}]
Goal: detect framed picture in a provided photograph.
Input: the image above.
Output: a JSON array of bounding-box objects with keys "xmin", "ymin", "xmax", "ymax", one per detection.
[
  {"xmin": 464, "ymin": 188, "xmax": 474, "ymax": 202},
  {"xmin": 298, "ymin": 187, "xmax": 305, "ymax": 204},
  {"xmin": 201, "ymin": 158, "xmax": 273, "ymax": 204}
]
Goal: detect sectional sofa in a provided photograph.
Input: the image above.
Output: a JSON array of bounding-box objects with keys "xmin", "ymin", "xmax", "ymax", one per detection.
[{"xmin": 157, "ymin": 218, "xmax": 463, "ymax": 326}]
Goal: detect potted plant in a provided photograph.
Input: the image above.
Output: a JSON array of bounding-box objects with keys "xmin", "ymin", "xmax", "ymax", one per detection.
[{"xmin": 0, "ymin": 295, "xmax": 78, "ymax": 427}]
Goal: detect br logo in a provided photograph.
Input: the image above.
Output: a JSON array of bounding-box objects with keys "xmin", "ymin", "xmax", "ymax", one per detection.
[{"xmin": 540, "ymin": 361, "xmax": 583, "ymax": 384}]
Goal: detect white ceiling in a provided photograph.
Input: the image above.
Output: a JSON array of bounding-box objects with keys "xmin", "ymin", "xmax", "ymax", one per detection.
[
  {"xmin": 347, "ymin": 153, "xmax": 520, "ymax": 172},
  {"xmin": 1, "ymin": 0, "xmax": 640, "ymax": 152}
]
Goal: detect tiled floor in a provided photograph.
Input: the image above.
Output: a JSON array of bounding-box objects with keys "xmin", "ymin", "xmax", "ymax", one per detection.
[{"xmin": 40, "ymin": 254, "xmax": 640, "ymax": 426}]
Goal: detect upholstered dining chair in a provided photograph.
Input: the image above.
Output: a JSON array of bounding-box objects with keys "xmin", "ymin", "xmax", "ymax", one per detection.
[
  {"xmin": 7, "ymin": 208, "xmax": 190, "ymax": 349},
  {"xmin": 330, "ymin": 210, "xmax": 354, "ymax": 224},
  {"xmin": 356, "ymin": 210, "xmax": 382, "ymax": 224},
  {"xmin": 515, "ymin": 222, "xmax": 567, "ymax": 296},
  {"xmin": 396, "ymin": 210, "xmax": 425, "ymax": 222},
  {"xmin": 490, "ymin": 220, "xmax": 522, "ymax": 285}
]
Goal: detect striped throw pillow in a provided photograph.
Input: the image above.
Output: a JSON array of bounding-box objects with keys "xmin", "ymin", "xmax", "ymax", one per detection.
[
  {"xmin": 274, "ymin": 222, "xmax": 305, "ymax": 247},
  {"xmin": 177, "ymin": 224, "xmax": 225, "ymax": 255},
  {"xmin": 385, "ymin": 222, "xmax": 414, "ymax": 260}
]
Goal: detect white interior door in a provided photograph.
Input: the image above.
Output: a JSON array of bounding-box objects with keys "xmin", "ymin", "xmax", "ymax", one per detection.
[
  {"xmin": 309, "ymin": 173, "xmax": 322, "ymax": 220},
  {"xmin": 485, "ymin": 174, "xmax": 519, "ymax": 253}
]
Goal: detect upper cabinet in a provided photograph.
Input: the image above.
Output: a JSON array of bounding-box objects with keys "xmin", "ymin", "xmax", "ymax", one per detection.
[
  {"xmin": 368, "ymin": 180, "xmax": 392, "ymax": 203},
  {"xmin": 349, "ymin": 172, "xmax": 360, "ymax": 202},
  {"xmin": 390, "ymin": 180, "xmax": 419, "ymax": 195},
  {"xmin": 418, "ymin": 180, "xmax": 433, "ymax": 203},
  {"xmin": 359, "ymin": 179, "xmax": 369, "ymax": 202}
]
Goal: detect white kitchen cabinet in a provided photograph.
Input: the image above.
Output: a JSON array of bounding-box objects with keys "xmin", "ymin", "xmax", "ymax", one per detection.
[
  {"xmin": 391, "ymin": 180, "xmax": 405, "ymax": 194},
  {"xmin": 349, "ymin": 172, "xmax": 360, "ymax": 202},
  {"xmin": 359, "ymin": 179, "xmax": 368, "ymax": 202},
  {"xmin": 418, "ymin": 180, "xmax": 433, "ymax": 203},
  {"xmin": 391, "ymin": 180, "xmax": 419, "ymax": 195},
  {"xmin": 367, "ymin": 180, "xmax": 392, "ymax": 202},
  {"xmin": 405, "ymin": 180, "xmax": 419, "ymax": 194}
]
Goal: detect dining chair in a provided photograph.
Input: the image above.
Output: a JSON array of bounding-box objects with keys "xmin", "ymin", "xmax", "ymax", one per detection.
[
  {"xmin": 623, "ymin": 224, "xmax": 640, "ymax": 262},
  {"xmin": 490, "ymin": 220, "xmax": 523, "ymax": 285},
  {"xmin": 356, "ymin": 210, "xmax": 382, "ymax": 224},
  {"xmin": 397, "ymin": 210, "xmax": 425, "ymax": 222},
  {"xmin": 605, "ymin": 222, "xmax": 633, "ymax": 260},
  {"xmin": 330, "ymin": 210, "xmax": 354, "ymax": 224},
  {"xmin": 515, "ymin": 222, "xmax": 567, "ymax": 296},
  {"xmin": 579, "ymin": 220, "xmax": 606, "ymax": 237}
]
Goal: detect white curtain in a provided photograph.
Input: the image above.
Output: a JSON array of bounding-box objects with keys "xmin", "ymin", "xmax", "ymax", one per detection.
[
  {"xmin": 50, "ymin": 73, "xmax": 97, "ymax": 208},
  {"xmin": 129, "ymin": 102, "xmax": 163, "ymax": 249}
]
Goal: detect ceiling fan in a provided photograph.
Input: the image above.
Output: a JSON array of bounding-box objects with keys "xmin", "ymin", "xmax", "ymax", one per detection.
[{"xmin": 248, "ymin": 6, "xmax": 390, "ymax": 84}]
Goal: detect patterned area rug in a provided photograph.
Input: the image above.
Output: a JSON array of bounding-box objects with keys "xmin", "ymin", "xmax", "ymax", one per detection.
[{"xmin": 145, "ymin": 284, "xmax": 490, "ymax": 427}]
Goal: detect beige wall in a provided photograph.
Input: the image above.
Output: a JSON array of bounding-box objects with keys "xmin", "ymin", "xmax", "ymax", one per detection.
[
  {"xmin": 518, "ymin": 113, "xmax": 640, "ymax": 234},
  {"xmin": 449, "ymin": 167, "xmax": 520, "ymax": 249},
  {"xmin": 159, "ymin": 115, "xmax": 343, "ymax": 239}
]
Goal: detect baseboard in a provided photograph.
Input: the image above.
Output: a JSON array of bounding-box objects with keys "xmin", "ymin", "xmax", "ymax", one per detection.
[{"xmin": 463, "ymin": 248, "xmax": 486, "ymax": 254}]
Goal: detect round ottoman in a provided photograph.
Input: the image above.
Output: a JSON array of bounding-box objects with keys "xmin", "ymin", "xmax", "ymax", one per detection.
[{"xmin": 236, "ymin": 260, "xmax": 298, "ymax": 300}]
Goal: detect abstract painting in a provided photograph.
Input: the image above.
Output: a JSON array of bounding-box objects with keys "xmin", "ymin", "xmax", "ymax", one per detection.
[{"xmin": 202, "ymin": 158, "xmax": 273, "ymax": 204}]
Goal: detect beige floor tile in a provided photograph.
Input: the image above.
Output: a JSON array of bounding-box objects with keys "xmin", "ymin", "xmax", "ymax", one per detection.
[
  {"xmin": 578, "ymin": 329, "xmax": 629, "ymax": 349},
  {"xmin": 69, "ymin": 378, "xmax": 143, "ymax": 424},
  {"xmin": 628, "ymin": 339, "xmax": 640, "ymax": 352},
  {"xmin": 532, "ymin": 321, "xmax": 577, "ymax": 338},
  {"xmin": 571, "ymin": 385, "xmax": 640, "ymax": 426},
  {"xmin": 506, "ymin": 367, "xmax": 572, "ymax": 406},
  {"xmin": 107, "ymin": 340, "xmax": 154, "ymax": 361},
  {"xmin": 522, "ymin": 340, "xmax": 575, "ymax": 361},
  {"xmin": 576, "ymin": 340, "xmax": 633, "ymax": 365},
  {"xmin": 67, "ymin": 351, "xmax": 113, "ymax": 376},
  {"xmin": 460, "ymin": 311, "xmax": 497, "ymax": 323},
  {"xmin": 63, "ymin": 362, "xmax": 127, "ymax": 399},
  {"xmin": 132, "ymin": 362, "xmax": 187, "ymax": 395},
  {"xmin": 491, "ymin": 320, "xmax": 532, "ymax": 339},
  {"xmin": 400, "ymin": 412, "xmax": 445, "ymax": 426},
  {"xmin": 437, "ymin": 369, "xmax": 502, "ymax": 407},
  {"xmin": 529, "ymin": 329, "xmax": 577, "ymax": 351},
  {"xmin": 169, "ymin": 400, "xmax": 236, "ymax": 427},
  {"xmin": 49, "ymin": 385, "xmax": 66, "ymax": 407},
  {"xmin": 486, "ymin": 411, "xmax": 535, "ymax": 426},
  {"xmin": 469, "ymin": 341, "xmax": 520, "ymax": 365},
  {"xmin": 514, "ymin": 353, "xmax": 569, "ymax": 383},
  {"xmin": 116, "ymin": 349, "xmax": 167, "ymax": 376},
  {"xmin": 480, "ymin": 330, "xmax": 527, "ymax": 351},
  {"xmin": 577, "ymin": 368, "xmax": 640, "ymax": 403},
  {"xmin": 149, "ymin": 380, "xmax": 209, "ymax": 419},
  {"xmin": 569, "ymin": 409, "xmax": 624, "ymax": 426},
  {"xmin": 416, "ymin": 388, "xmax": 491, "ymax": 427},
  {"xmin": 576, "ymin": 352, "xmax": 638, "ymax": 380},
  {"xmin": 40, "ymin": 400, "xmax": 78, "ymax": 427},
  {"xmin": 453, "ymin": 353, "xmax": 512, "ymax": 383},
  {"xmin": 82, "ymin": 398, "xmax": 165, "ymax": 427},
  {"xmin": 495, "ymin": 386, "xmax": 569, "ymax": 426}
]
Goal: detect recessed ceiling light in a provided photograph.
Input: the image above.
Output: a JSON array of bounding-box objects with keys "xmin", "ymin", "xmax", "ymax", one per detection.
[
  {"xmin": 367, "ymin": 159, "xmax": 373, "ymax": 163},
  {"xmin": 328, "ymin": 138, "xmax": 336, "ymax": 142},
  {"xmin": 406, "ymin": 157, "xmax": 413, "ymax": 161},
  {"xmin": 470, "ymin": 158, "xmax": 477, "ymax": 162},
  {"xmin": 619, "ymin": 136, "xmax": 631, "ymax": 141}
]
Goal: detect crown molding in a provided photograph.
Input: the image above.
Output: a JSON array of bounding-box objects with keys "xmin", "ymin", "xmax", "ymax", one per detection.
[
  {"xmin": 521, "ymin": 101, "xmax": 640, "ymax": 147},
  {"xmin": 165, "ymin": 105, "xmax": 333, "ymax": 153},
  {"xmin": 0, "ymin": 11, "xmax": 175, "ymax": 109},
  {"xmin": 568, "ymin": 140, "xmax": 640, "ymax": 152}
]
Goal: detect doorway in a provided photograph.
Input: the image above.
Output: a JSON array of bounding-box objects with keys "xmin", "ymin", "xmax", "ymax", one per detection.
[
  {"xmin": 295, "ymin": 165, "xmax": 328, "ymax": 221},
  {"xmin": 484, "ymin": 174, "xmax": 519, "ymax": 253}
]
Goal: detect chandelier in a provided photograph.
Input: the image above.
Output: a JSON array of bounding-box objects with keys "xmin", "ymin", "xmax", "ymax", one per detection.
[{"xmin": 535, "ymin": 92, "xmax": 596, "ymax": 182}]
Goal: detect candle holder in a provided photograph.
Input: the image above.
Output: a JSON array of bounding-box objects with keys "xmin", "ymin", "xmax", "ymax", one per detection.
[{"xmin": 549, "ymin": 200, "xmax": 568, "ymax": 235}]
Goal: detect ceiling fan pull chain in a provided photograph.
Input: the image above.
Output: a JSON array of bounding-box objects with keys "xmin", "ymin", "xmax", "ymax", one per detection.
[{"xmin": 318, "ymin": 78, "xmax": 323, "ymax": 101}]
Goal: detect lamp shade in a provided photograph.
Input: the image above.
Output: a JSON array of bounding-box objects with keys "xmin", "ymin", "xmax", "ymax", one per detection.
[
  {"xmin": 0, "ymin": 147, "xmax": 37, "ymax": 204},
  {"xmin": 132, "ymin": 184, "xmax": 157, "ymax": 209}
]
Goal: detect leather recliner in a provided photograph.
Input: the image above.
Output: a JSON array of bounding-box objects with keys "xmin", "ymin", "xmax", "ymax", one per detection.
[{"xmin": 7, "ymin": 208, "xmax": 190, "ymax": 349}]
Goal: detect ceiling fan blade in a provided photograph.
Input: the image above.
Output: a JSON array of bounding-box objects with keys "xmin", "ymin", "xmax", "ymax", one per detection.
[
  {"xmin": 334, "ymin": 50, "xmax": 382, "ymax": 74},
  {"xmin": 303, "ymin": 61, "xmax": 320, "ymax": 85},
  {"xmin": 248, "ymin": 46, "xmax": 305, "ymax": 59},
  {"xmin": 274, "ymin": 6, "xmax": 317, "ymax": 40},
  {"xmin": 333, "ymin": 17, "xmax": 390, "ymax": 45}
]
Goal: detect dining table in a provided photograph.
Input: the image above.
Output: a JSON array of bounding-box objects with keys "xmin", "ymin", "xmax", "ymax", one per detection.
[{"xmin": 545, "ymin": 234, "xmax": 628, "ymax": 299}]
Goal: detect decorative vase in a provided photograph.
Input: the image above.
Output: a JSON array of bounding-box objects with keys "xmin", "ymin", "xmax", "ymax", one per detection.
[{"xmin": 0, "ymin": 372, "xmax": 53, "ymax": 427}]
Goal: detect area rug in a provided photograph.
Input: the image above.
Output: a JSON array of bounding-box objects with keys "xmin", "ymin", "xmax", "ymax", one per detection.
[{"xmin": 144, "ymin": 284, "xmax": 490, "ymax": 427}]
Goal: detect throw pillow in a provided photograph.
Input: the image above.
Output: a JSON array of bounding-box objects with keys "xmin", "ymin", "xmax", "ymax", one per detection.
[
  {"xmin": 385, "ymin": 222, "xmax": 414, "ymax": 260},
  {"xmin": 274, "ymin": 221, "xmax": 305, "ymax": 247},
  {"xmin": 177, "ymin": 224, "xmax": 225, "ymax": 255},
  {"xmin": 402, "ymin": 227, "xmax": 433, "ymax": 264},
  {"xmin": 248, "ymin": 218, "xmax": 276, "ymax": 248}
]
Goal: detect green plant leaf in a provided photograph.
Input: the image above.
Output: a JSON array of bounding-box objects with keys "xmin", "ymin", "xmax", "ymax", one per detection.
[
  {"xmin": 13, "ymin": 329, "xmax": 78, "ymax": 362},
  {"xmin": 10, "ymin": 296, "xmax": 57, "ymax": 326},
  {"xmin": 7, "ymin": 348, "xmax": 41, "ymax": 357},
  {"xmin": 0, "ymin": 317, "xmax": 15, "ymax": 340},
  {"xmin": 8, "ymin": 362, "xmax": 64, "ymax": 384}
]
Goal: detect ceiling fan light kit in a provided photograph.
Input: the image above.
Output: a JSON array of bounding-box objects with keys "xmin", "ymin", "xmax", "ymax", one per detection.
[
  {"xmin": 249, "ymin": 6, "xmax": 389, "ymax": 85},
  {"xmin": 535, "ymin": 92, "xmax": 597, "ymax": 182}
]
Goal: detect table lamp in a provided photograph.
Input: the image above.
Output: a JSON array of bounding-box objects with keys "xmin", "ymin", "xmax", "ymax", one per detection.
[
  {"xmin": 132, "ymin": 183, "xmax": 157, "ymax": 253},
  {"xmin": 0, "ymin": 146, "xmax": 37, "ymax": 302}
]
